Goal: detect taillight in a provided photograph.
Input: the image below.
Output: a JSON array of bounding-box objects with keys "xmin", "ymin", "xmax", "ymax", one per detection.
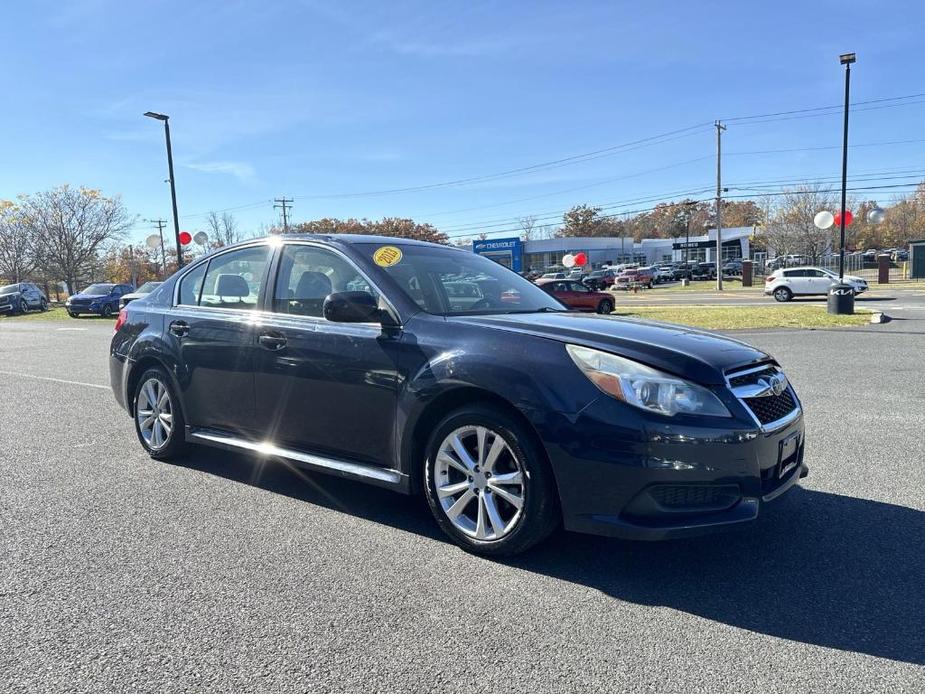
[
  {"xmin": 114, "ymin": 308, "xmax": 127, "ymax": 333},
  {"xmin": 765, "ymin": 276, "xmax": 775, "ymax": 282}
]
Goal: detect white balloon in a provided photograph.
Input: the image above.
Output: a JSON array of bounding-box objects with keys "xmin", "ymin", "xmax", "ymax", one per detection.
[
  {"xmin": 193, "ymin": 231, "xmax": 209, "ymax": 245},
  {"xmin": 145, "ymin": 234, "xmax": 161, "ymax": 249},
  {"xmin": 813, "ymin": 211, "xmax": 834, "ymax": 230},
  {"xmin": 867, "ymin": 207, "xmax": 886, "ymax": 224},
  {"xmin": 562, "ymin": 253, "xmax": 576, "ymax": 268}
]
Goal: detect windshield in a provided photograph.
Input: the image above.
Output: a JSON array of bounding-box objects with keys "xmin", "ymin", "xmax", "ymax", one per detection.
[
  {"xmin": 135, "ymin": 282, "xmax": 162, "ymax": 294},
  {"xmin": 355, "ymin": 242, "xmax": 565, "ymax": 315},
  {"xmin": 81, "ymin": 284, "xmax": 113, "ymax": 296},
  {"xmin": 0, "ymin": 284, "xmax": 20, "ymax": 295}
]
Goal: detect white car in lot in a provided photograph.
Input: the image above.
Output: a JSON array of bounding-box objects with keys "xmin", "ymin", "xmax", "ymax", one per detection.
[{"xmin": 764, "ymin": 266, "xmax": 868, "ymax": 302}]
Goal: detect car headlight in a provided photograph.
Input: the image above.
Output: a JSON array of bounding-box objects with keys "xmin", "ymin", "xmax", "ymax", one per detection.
[{"xmin": 566, "ymin": 344, "xmax": 731, "ymax": 417}]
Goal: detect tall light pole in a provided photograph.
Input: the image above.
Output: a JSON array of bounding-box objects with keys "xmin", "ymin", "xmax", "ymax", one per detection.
[
  {"xmin": 837, "ymin": 53, "xmax": 856, "ymax": 282},
  {"xmin": 144, "ymin": 112, "xmax": 184, "ymax": 269}
]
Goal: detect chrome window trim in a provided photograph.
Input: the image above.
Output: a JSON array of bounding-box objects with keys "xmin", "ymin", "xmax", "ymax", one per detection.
[{"xmin": 172, "ymin": 240, "xmax": 270, "ymax": 309}]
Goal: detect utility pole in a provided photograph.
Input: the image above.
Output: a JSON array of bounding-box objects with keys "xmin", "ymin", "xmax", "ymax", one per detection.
[
  {"xmin": 715, "ymin": 120, "xmax": 726, "ymax": 291},
  {"xmin": 152, "ymin": 219, "xmax": 168, "ymax": 277},
  {"xmin": 274, "ymin": 197, "xmax": 293, "ymax": 233}
]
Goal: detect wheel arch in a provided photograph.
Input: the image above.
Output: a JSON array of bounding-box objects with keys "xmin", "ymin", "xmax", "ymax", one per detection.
[
  {"xmin": 403, "ymin": 386, "xmax": 557, "ymax": 499},
  {"xmin": 125, "ymin": 352, "xmax": 183, "ymax": 418}
]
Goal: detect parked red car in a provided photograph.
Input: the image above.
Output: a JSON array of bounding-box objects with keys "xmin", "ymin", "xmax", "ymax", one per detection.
[
  {"xmin": 535, "ymin": 279, "xmax": 614, "ymax": 314},
  {"xmin": 614, "ymin": 266, "xmax": 655, "ymax": 289}
]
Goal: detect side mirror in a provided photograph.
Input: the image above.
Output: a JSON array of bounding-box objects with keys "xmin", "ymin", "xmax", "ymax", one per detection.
[{"xmin": 323, "ymin": 291, "xmax": 383, "ymax": 323}]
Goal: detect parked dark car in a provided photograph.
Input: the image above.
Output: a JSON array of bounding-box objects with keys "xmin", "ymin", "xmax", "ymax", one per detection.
[
  {"xmin": 670, "ymin": 263, "xmax": 695, "ymax": 281},
  {"xmin": 536, "ymin": 279, "xmax": 614, "ymax": 313},
  {"xmin": 121, "ymin": 281, "xmax": 164, "ymax": 307},
  {"xmin": 111, "ymin": 235, "xmax": 806, "ymax": 556},
  {"xmin": 0, "ymin": 282, "xmax": 48, "ymax": 315},
  {"xmin": 691, "ymin": 262, "xmax": 717, "ymax": 280},
  {"xmin": 66, "ymin": 283, "xmax": 133, "ymax": 317},
  {"xmin": 722, "ymin": 259, "xmax": 743, "ymax": 276},
  {"xmin": 582, "ymin": 268, "xmax": 617, "ymax": 290}
]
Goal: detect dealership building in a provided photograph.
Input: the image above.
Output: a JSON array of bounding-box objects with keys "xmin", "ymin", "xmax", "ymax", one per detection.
[{"xmin": 472, "ymin": 227, "xmax": 753, "ymax": 271}]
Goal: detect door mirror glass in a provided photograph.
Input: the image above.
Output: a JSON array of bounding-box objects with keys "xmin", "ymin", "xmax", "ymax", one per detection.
[{"xmin": 323, "ymin": 291, "xmax": 381, "ymax": 323}]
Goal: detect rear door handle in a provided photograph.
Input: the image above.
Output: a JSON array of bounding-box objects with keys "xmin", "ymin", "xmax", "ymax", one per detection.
[
  {"xmin": 258, "ymin": 331, "xmax": 287, "ymax": 350},
  {"xmin": 168, "ymin": 320, "xmax": 190, "ymax": 337}
]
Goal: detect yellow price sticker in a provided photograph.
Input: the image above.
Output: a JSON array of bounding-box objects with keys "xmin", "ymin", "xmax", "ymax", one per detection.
[{"xmin": 373, "ymin": 246, "xmax": 403, "ymax": 267}]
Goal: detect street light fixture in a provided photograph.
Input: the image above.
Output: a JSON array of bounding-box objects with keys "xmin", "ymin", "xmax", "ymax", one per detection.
[{"xmin": 144, "ymin": 111, "xmax": 184, "ymax": 269}]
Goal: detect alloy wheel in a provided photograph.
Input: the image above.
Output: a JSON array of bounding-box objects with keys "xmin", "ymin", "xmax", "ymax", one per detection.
[
  {"xmin": 136, "ymin": 378, "xmax": 173, "ymax": 451},
  {"xmin": 433, "ymin": 425, "xmax": 525, "ymax": 541}
]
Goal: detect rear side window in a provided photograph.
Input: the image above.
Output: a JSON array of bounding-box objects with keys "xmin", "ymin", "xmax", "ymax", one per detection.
[
  {"xmin": 199, "ymin": 246, "xmax": 270, "ymax": 310},
  {"xmin": 178, "ymin": 263, "xmax": 207, "ymax": 306},
  {"xmin": 272, "ymin": 244, "xmax": 378, "ymax": 318}
]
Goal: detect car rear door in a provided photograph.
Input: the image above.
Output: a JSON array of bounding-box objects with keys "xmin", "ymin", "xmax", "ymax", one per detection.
[
  {"xmin": 781, "ymin": 269, "xmax": 807, "ymax": 294},
  {"xmin": 252, "ymin": 242, "xmax": 403, "ymax": 467},
  {"xmin": 168, "ymin": 243, "xmax": 271, "ymax": 437},
  {"xmin": 567, "ymin": 281, "xmax": 596, "ymax": 309}
]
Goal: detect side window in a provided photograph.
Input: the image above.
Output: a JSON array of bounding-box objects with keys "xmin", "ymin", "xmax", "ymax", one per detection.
[
  {"xmin": 199, "ymin": 246, "xmax": 270, "ymax": 310},
  {"xmin": 571, "ymin": 282, "xmax": 589, "ymax": 292},
  {"xmin": 178, "ymin": 262, "xmax": 207, "ymax": 306},
  {"xmin": 273, "ymin": 244, "xmax": 377, "ymax": 318}
]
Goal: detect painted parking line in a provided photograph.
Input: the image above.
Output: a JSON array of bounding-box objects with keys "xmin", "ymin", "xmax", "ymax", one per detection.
[{"xmin": 0, "ymin": 369, "xmax": 109, "ymax": 390}]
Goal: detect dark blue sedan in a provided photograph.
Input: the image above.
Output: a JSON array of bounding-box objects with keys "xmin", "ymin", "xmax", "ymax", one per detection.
[
  {"xmin": 110, "ymin": 235, "xmax": 806, "ymax": 556},
  {"xmin": 66, "ymin": 283, "xmax": 132, "ymax": 318}
]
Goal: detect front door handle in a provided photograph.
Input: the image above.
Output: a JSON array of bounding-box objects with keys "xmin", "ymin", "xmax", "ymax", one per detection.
[
  {"xmin": 168, "ymin": 320, "xmax": 190, "ymax": 337},
  {"xmin": 258, "ymin": 331, "xmax": 287, "ymax": 350}
]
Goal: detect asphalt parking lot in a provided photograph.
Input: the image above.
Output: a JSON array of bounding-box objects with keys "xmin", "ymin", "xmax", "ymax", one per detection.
[{"xmin": 2, "ymin": 315, "xmax": 923, "ymax": 693}]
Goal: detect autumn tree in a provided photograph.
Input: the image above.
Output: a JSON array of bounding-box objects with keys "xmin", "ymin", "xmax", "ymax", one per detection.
[
  {"xmin": 18, "ymin": 186, "xmax": 133, "ymax": 294},
  {"xmin": 557, "ymin": 205, "xmax": 625, "ymax": 238},
  {"xmin": 0, "ymin": 200, "xmax": 34, "ymax": 283},
  {"xmin": 290, "ymin": 217, "xmax": 448, "ymax": 243}
]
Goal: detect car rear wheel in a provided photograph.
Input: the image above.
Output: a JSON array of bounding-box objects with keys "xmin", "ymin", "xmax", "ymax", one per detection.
[
  {"xmin": 596, "ymin": 299, "xmax": 614, "ymax": 314},
  {"xmin": 67, "ymin": 311, "xmax": 79, "ymax": 318},
  {"xmin": 424, "ymin": 405, "xmax": 559, "ymax": 556},
  {"xmin": 773, "ymin": 287, "xmax": 793, "ymax": 302},
  {"xmin": 101, "ymin": 304, "xmax": 113, "ymax": 318},
  {"xmin": 40, "ymin": 298, "xmax": 48, "ymax": 311},
  {"xmin": 133, "ymin": 368, "xmax": 187, "ymax": 461}
]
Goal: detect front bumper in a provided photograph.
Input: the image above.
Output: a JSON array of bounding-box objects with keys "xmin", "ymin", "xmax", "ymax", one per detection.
[{"xmin": 544, "ymin": 398, "xmax": 806, "ymax": 541}]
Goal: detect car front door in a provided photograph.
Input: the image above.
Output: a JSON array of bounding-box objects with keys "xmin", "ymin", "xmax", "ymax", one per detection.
[
  {"xmin": 168, "ymin": 244, "xmax": 271, "ymax": 437},
  {"xmin": 567, "ymin": 281, "xmax": 595, "ymax": 309},
  {"xmin": 252, "ymin": 242, "xmax": 404, "ymax": 467}
]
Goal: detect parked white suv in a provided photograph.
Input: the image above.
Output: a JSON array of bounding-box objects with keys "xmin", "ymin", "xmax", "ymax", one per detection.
[{"xmin": 765, "ymin": 266, "xmax": 868, "ymax": 302}]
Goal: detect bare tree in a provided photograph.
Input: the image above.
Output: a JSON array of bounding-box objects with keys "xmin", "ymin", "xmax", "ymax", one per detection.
[
  {"xmin": 519, "ymin": 215, "xmax": 538, "ymax": 240},
  {"xmin": 206, "ymin": 211, "xmax": 242, "ymax": 247},
  {"xmin": 0, "ymin": 201, "xmax": 34, "ymax": 283},
  {"xmin": 763, "ymin": 185, "xmax": 846, "ymax": 262},
  {"xmin": 19, "ymin": 186, "xmax": 133, "ymax": 294}
]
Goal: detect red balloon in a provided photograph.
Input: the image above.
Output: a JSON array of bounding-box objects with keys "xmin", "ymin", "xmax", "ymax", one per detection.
[
  {"xmin": 573, "ymin": 252, "xmax": 588, "ymax": 266},
  {"xmin": 179, "ymin": 231, "xmax": 192, "ymax": 245},
  {"xmin": 833, "ymin": 210, "xmax": 853, "ymax": 227}
]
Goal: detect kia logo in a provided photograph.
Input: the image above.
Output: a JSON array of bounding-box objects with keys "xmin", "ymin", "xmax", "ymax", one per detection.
[{"xmin": 831, "ymin": 288, "xmax": 853, "ymax": 296}]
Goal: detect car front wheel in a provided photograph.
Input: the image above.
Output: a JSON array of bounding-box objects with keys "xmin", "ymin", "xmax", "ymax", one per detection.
[
  {"xmin": 773, "ymin": 287, "xmax": 793, "ymax": 302},
  {"xmin": 133, "ymin": 368, "xmax": 187, "ymax": 460},
  {"xmin": 424, "ymin": 405, "xmax": 559, "ymax": 556},
  {"xmin": 40, "ymin": 298, "xmax": 48, "ymax": 311},
  {"xmin": 19, "ymin": 299, "xmax": 28, "ymax": 314}
]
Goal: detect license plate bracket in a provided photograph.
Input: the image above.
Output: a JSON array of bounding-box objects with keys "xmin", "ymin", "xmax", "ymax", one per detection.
[{"xmin": 777, "ymin": 431, "xmax": 801, "ymax": 479}]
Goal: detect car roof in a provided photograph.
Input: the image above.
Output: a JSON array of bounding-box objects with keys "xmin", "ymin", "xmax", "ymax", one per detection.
[{"xmin": 276, "ymin": 233, "xmax": 456, "ymax": 249}]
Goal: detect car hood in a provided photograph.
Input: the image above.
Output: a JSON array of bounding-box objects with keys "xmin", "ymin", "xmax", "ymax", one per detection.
[
  {"xmin": 450, "ymin": 312, "xmax": 772, "ymax": 385},
  {"xmin": 843, "ymin": 275, "xmax": 866, "ymax": 283},
  {"xmin": 70, "ymin": 293, "xmax": 108, "ymax": 301}
]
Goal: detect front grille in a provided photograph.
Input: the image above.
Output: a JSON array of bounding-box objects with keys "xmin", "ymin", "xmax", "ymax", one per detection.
[
  {"xmin": 743, "ymin": 389, "xmax": 797, "ymax": 425},
  {"xmin": 649, "ymin": 484, "xmax": 740, "ymax": 511},
  {"xmin": 728, "ymin": 365, "xmax": 776, "ymax": 388}
]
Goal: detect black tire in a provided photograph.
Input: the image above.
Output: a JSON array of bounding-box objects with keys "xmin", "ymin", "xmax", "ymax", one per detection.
[
  {"xmin": 596, "ymin": 299, "xmax": 614, "ymax": 314},
  {"xmin": 423, "ymin": 404, "xmax": 560, "ymax": 557},
  {"xmin": 101, "ymin": 303, "xmax": 113, "ymax": 318},
  {"xmin": 773, "ymin": 287, "xmax": 793, "ymax": 302},
  {"xmin": 40, "ymin": 298, "xmax": 48, "ymax": 312},
  {"xmin": 132, "ymin": 367, "xmax": 187, "ymax": 461},
  {"xmin": 68, "ymin": 311, "xmax": 79, "ymax": 318},
  {"xmin": 19, "ymin": 299, "xmax": 28, "ymax": 315}
]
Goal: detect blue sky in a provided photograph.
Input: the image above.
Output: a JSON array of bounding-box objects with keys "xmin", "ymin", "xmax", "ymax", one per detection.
[{"xmin": 2, "ymin": 0, "xmax": 925, "ymax": 244}]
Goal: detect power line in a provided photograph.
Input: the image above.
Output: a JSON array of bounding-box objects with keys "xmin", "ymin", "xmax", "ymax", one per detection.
[{"xmin": 722, "ymin": 91, "xmax": 925, "ymax": 122}]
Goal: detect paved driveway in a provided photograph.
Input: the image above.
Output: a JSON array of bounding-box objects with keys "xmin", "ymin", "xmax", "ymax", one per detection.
[{"xmin": 1, "ymin": 315, "xmax": 923, "ymax": 693}]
